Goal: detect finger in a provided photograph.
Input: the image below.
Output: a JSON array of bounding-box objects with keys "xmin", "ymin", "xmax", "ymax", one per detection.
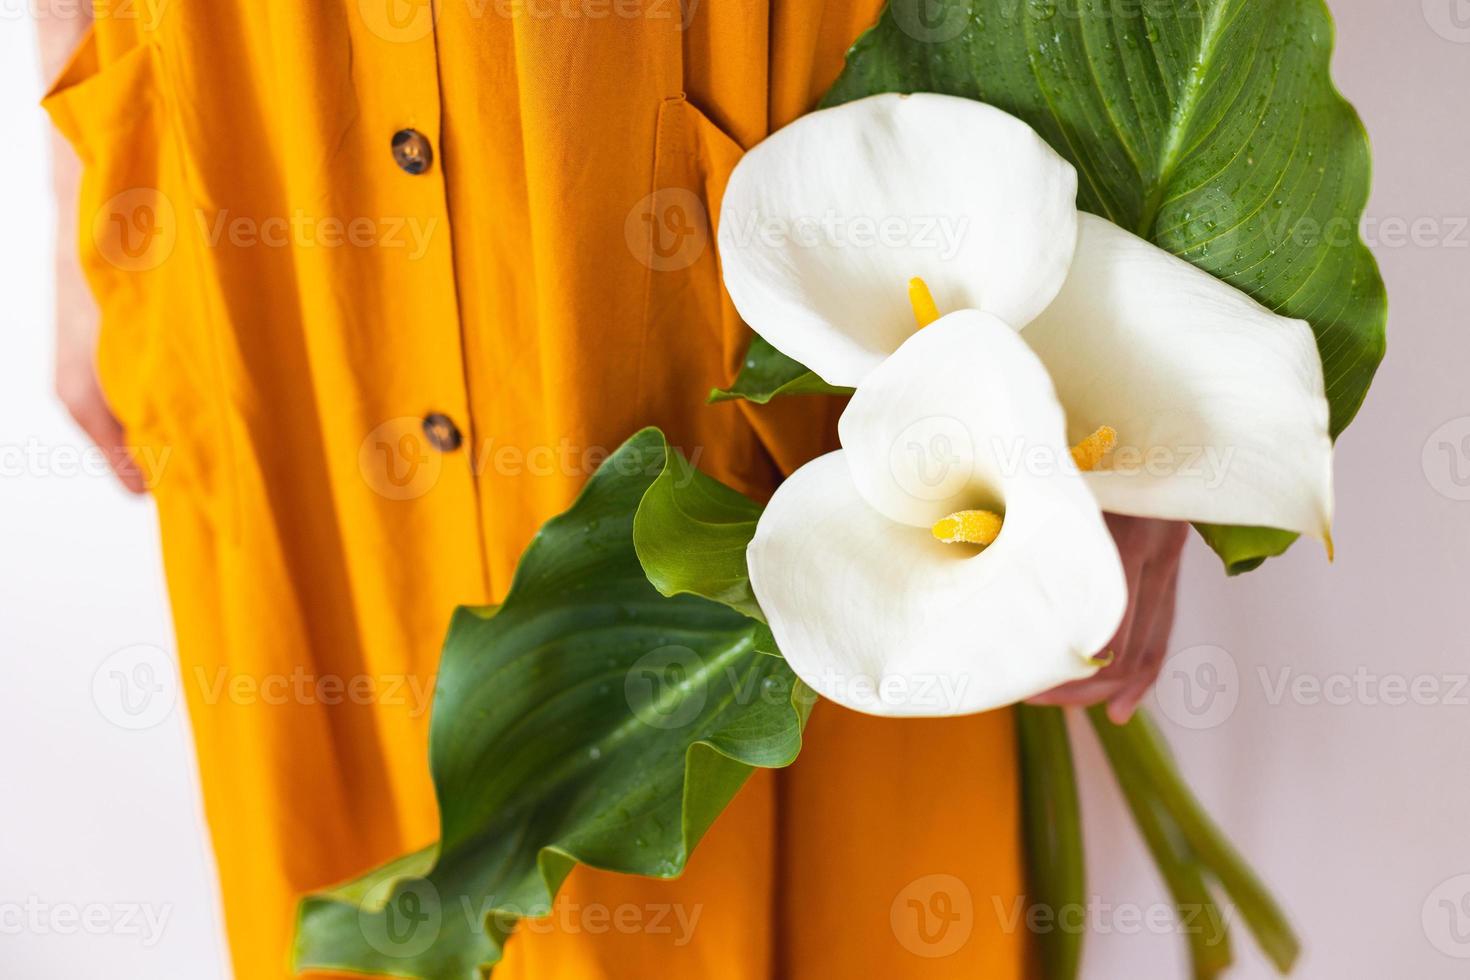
[
  {"xmin": 1107, "ymin": 551, "xmax": 1184, "ymax": 723},
  {"xmin": 63, "ymin": 389, "xmax": 148, "ymax": 494},
  {"xmin": 1111, "ymin": 520, "xmax": 1186, "ymax": 663},
  {"xmin": 1114, "ymin": 582, "xmax": 1179, "ymax": 720},
  {"xmin": 1027, "ymin": 675, "xmax": 1128, "ymax": 707}
]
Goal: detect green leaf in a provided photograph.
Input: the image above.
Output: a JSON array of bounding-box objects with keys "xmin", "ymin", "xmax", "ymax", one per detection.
[
  {"xmin": 633, "ymin": 444, "xmax": 766, "ymax": 621},
  {"xmin": 1089, "ymin": 707, "xmax": 1299, "ymax": 975},
  {"xmin": 1016, "ymin": 706, "xmax": 1087, "ymax": 980},
  {"xmin": 1193, "ymin": 523, "xmax": 1300, "ymax": 576},
  {"xmin": 709, "ymin": 333, "xmax": 853, "ymax": 405},
  {"xmin": 293, "ymin": 428, "xmax": 809, "ymax": 979},
  {"xmin": 819, "ymin": 0, "xmax": 1386, "ymax": 571}
]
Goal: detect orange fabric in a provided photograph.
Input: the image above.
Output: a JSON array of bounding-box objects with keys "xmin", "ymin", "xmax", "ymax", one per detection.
[{"xmin": 44, "ymin": 3, "xmax": 1027, "ymax": 978}]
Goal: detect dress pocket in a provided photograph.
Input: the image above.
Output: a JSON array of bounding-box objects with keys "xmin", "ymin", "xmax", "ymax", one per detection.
[
  {"xmin": 43, "ymin": 31, "xmax": 162, "ymax": 164},
  {"xmin": 43, "ymin": 30, "xmax": 175, "ymax": 448},
  {"xmin": 636, "ymin": 95, "xmax": 749, "ymax": 395}
]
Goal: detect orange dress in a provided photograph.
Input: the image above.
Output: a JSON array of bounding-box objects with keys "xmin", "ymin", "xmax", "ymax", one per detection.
[{"xmin": 44, "ymin": 2, "xmax": 1026, "ymax": 976}]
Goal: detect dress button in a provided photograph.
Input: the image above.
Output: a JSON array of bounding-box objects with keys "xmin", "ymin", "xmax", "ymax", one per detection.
[
  {"xmin": 422, "ymin": 413, "xmax": 462, "ymax": 452},
  {"xmin": 392, "ymin": 129, "xmax": 433, "ymax": 175}
]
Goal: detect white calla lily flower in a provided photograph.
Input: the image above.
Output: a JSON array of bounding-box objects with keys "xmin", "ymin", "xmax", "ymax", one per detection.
[
  {"xmin": 725, "ymin": 92, "xmax": 1336, "ymax": 718},
  {"xmin": 719, "ymin": 92, "xmax": 1078, "ymax": 386},
  {"xmin": 747, "ymin": 312, "xmax": 1127, "ymax": 717},
  {"xmin": 719, "ymin": 92, "xmax": 1333, "ymax": 545}
]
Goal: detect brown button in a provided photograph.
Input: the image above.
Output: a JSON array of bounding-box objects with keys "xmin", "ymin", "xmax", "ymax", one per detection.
[
  {"xmin": 422, "ymin": 413, "xmax": 462, "ymax": 452},
  {"xmin": 392, "ymin": 129, "xmax": 433, "ymax": 175}
]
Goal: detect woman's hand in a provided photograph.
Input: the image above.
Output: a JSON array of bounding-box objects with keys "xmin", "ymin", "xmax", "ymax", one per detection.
[
  {"xmin": 49, "ymin": 133, "xmax": 146, "ymax": 495},
  {"xmin": 39, "ymin": 5, "xmax": 145, "ymax": 494},
  {"xmin": 1028, "ymin": 514, "xmax": 1190, "ymax": 722}
]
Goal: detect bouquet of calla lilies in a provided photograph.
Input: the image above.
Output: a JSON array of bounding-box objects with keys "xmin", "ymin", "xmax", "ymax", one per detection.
[
  {"xmin": 730, "ymin": 93, "xmax": 1333, "ymax": 717},
  {"xmin": 294, "ymin": 4, "xmax": 1384, "ymax": 978}
]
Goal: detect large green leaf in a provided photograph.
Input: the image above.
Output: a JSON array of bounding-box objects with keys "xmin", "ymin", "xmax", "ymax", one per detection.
[
  {"xmin": 725, "ymin": 0, "xmax": 1386, "ymax": 571},
  {"xmin": 633, "ymin": 445, "xmax": 766, "ymax": 621},
  {"xmin": 708, "ymin": 333, "xmax": 852, "ymax": 405},
  {"xmin": 293, "ymin": 428, "xmax": 808, "ymax": 978}
]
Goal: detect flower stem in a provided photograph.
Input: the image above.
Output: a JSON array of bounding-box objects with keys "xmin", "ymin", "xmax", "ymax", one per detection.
[
  {"xmin": 1088, "ymin": 706, "xmax": 1301, "ymax": 975},
  {"xmin": 1016, "ymin": 705, "xmax": 1086, "ymax": 980}
]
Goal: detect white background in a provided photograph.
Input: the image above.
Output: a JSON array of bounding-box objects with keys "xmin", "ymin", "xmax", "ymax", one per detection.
[
  {"xmin": 0, "ymin": 14, "xmax": 230, "ymax": 979},
  {"xmin": 2, "ymin": 2, "xmax": 1468, "ymax": 978}
]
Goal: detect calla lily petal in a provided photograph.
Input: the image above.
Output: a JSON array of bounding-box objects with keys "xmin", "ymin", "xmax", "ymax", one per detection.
[
  {"xmin": 1022, "ymin": 214, "xmax": 1334, "ymax": 541},
  {"xmin": 718, "ymin": 92, "xmax": 1079, "ymax": 387},
  {"xmin": 747, "ymin": 450, "xmax": 1125, "ymax": 718},
  {"xmin": 747, "ymin": 312, "xmax": 1127, "ymax": 717},
  {"xmin": 837, "ymin": 310, "xmax": 1070, "ymax": 529}
]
